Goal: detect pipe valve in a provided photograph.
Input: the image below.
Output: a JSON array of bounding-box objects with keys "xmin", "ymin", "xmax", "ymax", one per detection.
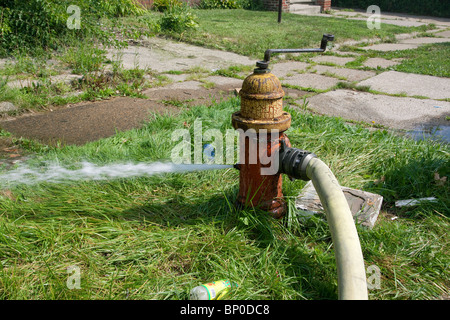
[{"xmin": 278, "ymin": 140, "xmax": 316, "ymax": 181}]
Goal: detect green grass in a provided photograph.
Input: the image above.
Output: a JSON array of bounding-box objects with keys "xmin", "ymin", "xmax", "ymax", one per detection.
[
  {"xmin": 0, "ymin": 47, "xmax": 155, "ymax": 114},
  {"xmin": 0, "ymin": 97, "xmax": 448, "ymax": 300},
  {"xmin": 0, "ymin": 8, "xmax": 448, "ymax": 300},
  {"xmin": 392, "ymin": 42, "xmax": 450, "ymax": 77},
  {"xmin": 162, "ymin": 9, "xmax": 433, "ymax": 60},
  {"xmin": 339, "ymin": 42, "xmax": 450, "ymax": 77}
]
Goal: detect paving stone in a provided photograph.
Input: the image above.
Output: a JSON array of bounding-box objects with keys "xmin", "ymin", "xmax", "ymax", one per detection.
[
  {"xmin": 163, "ymin": 73, "xmax": 190, "ymax": 83},
  {"xmin": 358, "ymin": 71, "xmax": 450, "ymax": 99},
  {"xmin": 7, "ymin": 74, "xmax": 82, "ymax": 89},
  {"xmin": 270, "ymin": 61, "xmax": 309, "ymax": 78},
  {"xmin": 107, "ymin": 38, "xmax": 255, "ymax": 73},
  {"xmin": 305, "ymin": 89, "xmax": 450, "ymax": 130},
  {"xmin": 362, "ymin": 58, "xmax": 401, "ymax": 68},
  {"xmin": 281, "ymin": 73, "xmax": 340, "ymax": 90},
  {"xmin": 311, "ymin": 55, "xmax": 355, "ymax": 66},
  {"xmin": 399, "ymin": 37, "xmax": 450, "ymax": 45},
  {"xmin": 150, "ymin": 80, "xmax": 203, "ymax": 91},
  {"xmin": 0, "ymin": 102, "xmax": 17, "ymax": 113},
  {"xmin": 204, "ymin": 76, "xmax": 243, "ymax": 87},
  {"xmin": 330, "ymin": 50, "xmax": 361, "ymax": 56},
  {"xmin": 360, "ymin": 43, "xmax": 419, "ymax": 51},
  {"xmin": 311, "ymin": 65, "xmax": 376, "ymax": 82},
  {"xmin": 434, "ymin": 30, "xmax": 450, "ymax": 38},
  {"xmin": 377, "ymin": 19, "xmax": 427, "ymax": 27},
  {"xmin": 0, "ymin": 59, "xmax": 7, "ymax": 68}
]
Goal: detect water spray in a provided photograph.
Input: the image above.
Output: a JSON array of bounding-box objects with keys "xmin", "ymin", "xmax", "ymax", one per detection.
[{"xmin": 0, "ymin": 161, "xmax": 232, "ymax": 188}]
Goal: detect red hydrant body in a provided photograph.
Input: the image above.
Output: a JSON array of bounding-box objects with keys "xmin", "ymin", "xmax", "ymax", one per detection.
[{"xmin": 232, "ymin": 69, "xmax": 291, "ymax": 218}]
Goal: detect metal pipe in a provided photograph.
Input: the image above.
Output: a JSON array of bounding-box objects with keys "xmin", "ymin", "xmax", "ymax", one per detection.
[
  {"xmin": 278, "ymin": 0, "xmax": 283, "ymax": 23},
  {"xmin": 263, "ymin": 34, "xmax": 335, "ymax": 63}
]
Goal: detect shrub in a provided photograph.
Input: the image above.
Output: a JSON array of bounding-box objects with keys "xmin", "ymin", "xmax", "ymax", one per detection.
[
  {"xmin": 152, "ymin": 0, "xmax": 183, "ymax": 12},
  {"xmin": 240, "ymin": 0, "xmax": 264, "ymax": 11},
  {"xmin": 1, "ymin": 0, "xmax": 68, "ymax": 54},
  {"xmin": 198, "ymin": 0, "xmax": 241, "ymax": 9},
  {"xmin": 197, "ymin": 0, "xmax": 264, "ymax": 10},
  {"xmin": 0, "ymin": 0, "xmax": 147, "ymax": 56},
  {"xmin": 159, "ymin": 3, "xmax": 199, "ymax": 33},
  {"xmin": 99, "ymin": 0, "xmax": 147, "ymax": 17}
]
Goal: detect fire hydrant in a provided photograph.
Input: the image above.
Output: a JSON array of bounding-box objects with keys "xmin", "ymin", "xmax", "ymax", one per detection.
[{"xmin": 232, "ymin": 34, "xmax": 334, "ymax": 219}]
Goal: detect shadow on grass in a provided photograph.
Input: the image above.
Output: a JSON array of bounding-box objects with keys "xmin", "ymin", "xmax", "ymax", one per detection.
[
  {"xmin": 363, "ymin": 154, "xmax": 449, "ymax": 218},
  {"xmin": 120, "ymin": 187, "xmax": 338, "ymax": 299}
]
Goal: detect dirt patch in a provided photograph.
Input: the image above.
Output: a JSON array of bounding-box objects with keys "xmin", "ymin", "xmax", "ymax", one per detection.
[
  {"xmin": 0, "ymin": 97, "xmax": 177, "ymax": 146},
  {"xmin": 144, "ymin": 83, "xmax": 240, "ymax": 106},
  {"xmin": 0, "ymin": 136, "xmax": 28, "ymax": 169},
  {"xmin": 0, "ymin": 84, "xmax": 239, "ymax": 146}
]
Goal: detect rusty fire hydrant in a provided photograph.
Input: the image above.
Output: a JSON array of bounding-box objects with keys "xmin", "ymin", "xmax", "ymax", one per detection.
[{"xmin": 232, "ymin": 34, "xmax": 334, "ymax": 219}]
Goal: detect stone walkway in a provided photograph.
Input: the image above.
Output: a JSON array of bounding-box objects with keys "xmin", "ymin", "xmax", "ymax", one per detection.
[{"xmin": 1, "ymin": 8, "xmax": 449, "ymax": 145}]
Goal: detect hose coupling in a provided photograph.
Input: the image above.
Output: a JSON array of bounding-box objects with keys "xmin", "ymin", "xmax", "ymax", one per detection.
[{"xmin": 278, "ymin": 140, "xmax": 317, "ymax": 181}]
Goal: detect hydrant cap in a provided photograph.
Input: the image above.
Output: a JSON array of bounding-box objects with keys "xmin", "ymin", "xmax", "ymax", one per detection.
[{"xmin": 239, "ymin": 72, "xmax": 284, "ymax": 100}]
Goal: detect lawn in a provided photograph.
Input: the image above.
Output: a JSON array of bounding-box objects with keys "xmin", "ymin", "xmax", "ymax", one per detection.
[
  {"xmin": 0, "ymin": 98, "xmax": 448, "ymax": 300},
  {"xmin": 374, "ymin": 42, "xmax": 450, "ymax": 78},
  {"xmin": 161, "ymin": 9, "xmax": 434, "ymax": 60}
]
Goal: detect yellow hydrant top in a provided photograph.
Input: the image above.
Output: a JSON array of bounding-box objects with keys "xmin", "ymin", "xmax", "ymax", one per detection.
[{"xmin": 232, "ymin": 67, "xmax": 291, "ymax": 132}]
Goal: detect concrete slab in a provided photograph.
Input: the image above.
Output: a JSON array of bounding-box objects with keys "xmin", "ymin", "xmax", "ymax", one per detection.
[
  {"xmin": 0, "ymin": 59, "xmax": 9, "ymax": 68},
  {"xmin": 358, "ymin": 71, "xmax": 450, "ymax": 100},
  {"xmin": 143, "ymin": 79, "xmax": 240, "ymax": 107},
  {"xmin": 6, "ymin": 78, "xmax": 39, "ymax": 89},
  {"xmin": 399, "ymin": 37, "xmax": 450, "ymax": 45},
  {"xmin": 271, "ymin": 61, "xmax": 309, "ymax": 78},
  {"xmin": 107, "ymin": 37, "xmax": 255, "ymax": 73},
  {"xmin": 377, "ymin": 19, "xmax": 427, "ymax": 27},
  {"xmin": 360, "ymin": 43, "xmax": 419, "ymax": 51},
  {"xmin": 290, "ymin": 4, "xmax": 321, "ymax": 14},
  {"xmin": 281, "ymin": 73, "xmax": 340, "ymax": 90},
  {"xmin": 6, "ymin": 74, "xmax": 82, "ymax": 89},
  {"xmin": 295, "ymin": 181, "xmax": 383, "ymax": 228},
  {"xmin": 204, "ymin": 76, "xmax": 243, "ymax": 88},
  {"xmin": 435, "ymin": 30, "xmax": 450, "ymax": 38},
  {"xmin": 163, "ymin": 73, "xmax": 190, "ymax": 83},
  {"xmin": 152, "ymin": 80, "xmax": 203, "ymax": 90},
  {"xmin": 330, "ymin": 50, "xmax": 361, "ymax": 56},
  {"xmin": 305, "ymin": 89, "xmax": 450, "ymax": 130},
  {"xmin": 362, "ymin": 58, "xmax": 401, "ymax": 69},
  {"xmin": 311, "ymin": 65, "xmax": 376, "ymax": 82},
  {"xmin": 311, "ymin": 55, "xmax": 355, "ymax": 66},
  {"xmin": 283, "ymin": 88, "xmax": 309, "ymax": 99},
  {"xmin": 0, "ymin": 102, "xmax": 17, "ymax": 114}
]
